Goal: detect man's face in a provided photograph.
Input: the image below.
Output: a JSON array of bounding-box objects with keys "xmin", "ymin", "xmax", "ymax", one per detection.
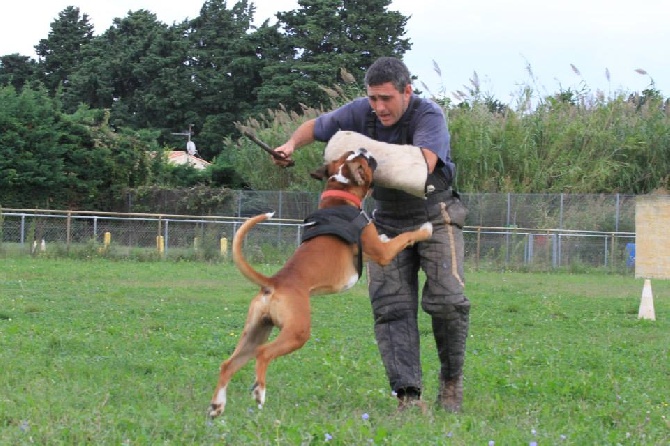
[{"xmin": 367, "ymin": 82, "xmax": 413, "ymax": 127}]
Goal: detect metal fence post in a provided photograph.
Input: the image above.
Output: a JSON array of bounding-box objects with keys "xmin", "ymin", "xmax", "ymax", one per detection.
[
  {"xmin": 278, "ymin": 190, "xmax": 283, "ymax": 246},
  {"xmin": 66, "ymin": 211, "xmax": 72, "ymax": 253},
  {"xmin": 615, "ymin": 193, "xmax": 620, "ymax": 232},
  {"xmin": 278, "ymin": 190, "xmax": 283, "ymax": 219},
  {"xmin": 505, "ymin": 193, "xmax": 511, "ymax": 264},
  {"xmin": 476, "ymin": 226, "xmax": 481, "ymax": 269},
  {"xmin": 20, "ymin": 214, "xmax": 26, "ymax": 245},
  {"xmin": 164, "ymin": 219, "xmax": 170, "ymax": 254},
  {"xmin": 552, "ymin": 233, "xmax": 558, "ymax": 268}
]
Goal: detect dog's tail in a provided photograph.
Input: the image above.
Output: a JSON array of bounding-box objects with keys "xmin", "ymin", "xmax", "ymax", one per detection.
[{"xmin": 233, "ymin": 212, "xmax": 275, "ymax": 290}]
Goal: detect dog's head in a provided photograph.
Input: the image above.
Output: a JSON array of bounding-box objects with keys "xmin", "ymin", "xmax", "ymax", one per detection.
[{"xmin": 310, "ymin": 148, "xmax": 377, "ymax": 194}]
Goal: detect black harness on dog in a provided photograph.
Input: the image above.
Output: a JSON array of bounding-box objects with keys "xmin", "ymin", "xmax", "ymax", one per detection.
[{"xmin": 301, "ymin": 205, "xmax": 372, "ymax": 278}]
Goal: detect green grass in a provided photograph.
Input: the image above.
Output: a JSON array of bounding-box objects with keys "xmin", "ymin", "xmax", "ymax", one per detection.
[{"xmin": 1, "ymin": 258, "xmax": 668, "ymax": 445}]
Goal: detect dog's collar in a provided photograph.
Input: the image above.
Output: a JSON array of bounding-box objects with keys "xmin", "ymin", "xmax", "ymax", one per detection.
[{"xmin": 320, "ymin": 189, "xmax": 363, "ymax": 208}]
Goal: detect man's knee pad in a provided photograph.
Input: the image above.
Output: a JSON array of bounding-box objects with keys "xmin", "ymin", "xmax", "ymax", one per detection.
[{"xmin": 422, "ymin": 291, "xmax": 470, "ymax": 316}]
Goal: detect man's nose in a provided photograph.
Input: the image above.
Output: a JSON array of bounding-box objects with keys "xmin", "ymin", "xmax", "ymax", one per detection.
[{"xmin": 372, "ymin": 102, "xmax": 386, "ymax": 114}]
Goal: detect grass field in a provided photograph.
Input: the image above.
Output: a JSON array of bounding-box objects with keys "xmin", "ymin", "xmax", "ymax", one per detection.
[{"xmin": 1, "ymin": 257, "xmax": 668, "ymax": 445}]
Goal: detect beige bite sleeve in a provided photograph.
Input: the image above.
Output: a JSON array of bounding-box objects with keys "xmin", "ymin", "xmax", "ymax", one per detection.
[{"xmin": 324, "ymin": 131, "xmax": 428, "ymax": 197}]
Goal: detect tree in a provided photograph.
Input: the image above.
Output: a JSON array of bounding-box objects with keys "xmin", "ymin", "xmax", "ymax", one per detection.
[
  {"xmin": 64, "ymin": 2, "xmax": 271, "ymax": 160},
  {"xmin": 0, "ymin": 85, "xmax": 157, "ymax": 210},
  {"xmin": 57, "ymin": 108, "xmax": 159, "ymax": 210},
  {"xmin": 184, "ymin": 0, "xmax": 259, "ymax": 158},
  {"xmin": 108, "ymin": 17, "xmax": 195, "ymax": 138},
  {"xmin": 257, "ymin": 0, "xmax": 411, "ymax": 112},
  {"xmin": 61, "ymin": 37, "xmax": 116, "ymax": 112},
  {"xmin": 0, "ymin": 86, "xmax": 67, "ymax": 207},
  {"xmin": 65, "ymin": 11, "xmax": 194, "ymax": 135},
  {"xmin": 34, "ymin": 6, "xmax": 94, "ymax": 95},
  {"xmin": 105, "ymin": 11, "xmax": 180, "ymax": 129},
  {"xmin": 0, "ymin": 54, "xmax": 38, "ymax": 91}
]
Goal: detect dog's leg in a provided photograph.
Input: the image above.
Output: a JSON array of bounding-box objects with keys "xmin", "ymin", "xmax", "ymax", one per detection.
[
  {"xmin": 251, "ymin": 299, "xmax": 312, "ymax": 409},
  {"xmin": 209, "ymin": 298, "xmax": 274, "ymax": 418},
  {"xmin": 363, "ymin": 222, "xmax": 433, "ymax": 265}
]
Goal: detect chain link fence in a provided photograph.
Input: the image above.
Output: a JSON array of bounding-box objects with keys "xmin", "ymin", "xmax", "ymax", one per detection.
[{"xmin": 1, "ymin": 192, "xmax": 636, "ymax": 270}]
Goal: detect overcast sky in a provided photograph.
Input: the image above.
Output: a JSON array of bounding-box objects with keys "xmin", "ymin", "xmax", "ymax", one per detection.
[{"xmin": 1, "ymin": 0, "xmax": 667, "ymax": 104}]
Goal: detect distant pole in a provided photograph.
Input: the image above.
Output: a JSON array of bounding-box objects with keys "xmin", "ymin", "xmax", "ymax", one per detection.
[
  {"xmin": 171, "ymin": 124, "xmax": 197, "ymax": 164},
  {"xmin": 171, "ymin": 124, "xmax": 194, "ymax": 142}
]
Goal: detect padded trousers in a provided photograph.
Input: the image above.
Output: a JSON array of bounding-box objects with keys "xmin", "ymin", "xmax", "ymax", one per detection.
[{"xmin": 368, "ymin": 193, "xmax": 470, "ymax": 393}]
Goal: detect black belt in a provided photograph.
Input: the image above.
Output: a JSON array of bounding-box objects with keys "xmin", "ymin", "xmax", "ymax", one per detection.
[{"xmin": 375, "ymin": 188, "xmax": 452, "ymax": 212}]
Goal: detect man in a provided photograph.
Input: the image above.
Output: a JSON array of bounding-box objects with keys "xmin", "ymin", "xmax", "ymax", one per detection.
[{"xmin": 274, "ymin": 57, "xmax": 470, "ymax": 413}]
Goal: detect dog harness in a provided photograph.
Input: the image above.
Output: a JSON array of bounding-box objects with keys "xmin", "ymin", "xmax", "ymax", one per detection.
[{"xmin": 301, "ymin": 205, "xmax": 372, "ymax": 278}]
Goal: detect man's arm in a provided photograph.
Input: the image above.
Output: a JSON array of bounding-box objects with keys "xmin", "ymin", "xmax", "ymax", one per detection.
[
  {"xmin": 421, "ymin": 148, "xmax": 438, "ymax": 174},
  {"xmin": 273, "ymin": 119, "xmax": 317, "ymax": 166}
]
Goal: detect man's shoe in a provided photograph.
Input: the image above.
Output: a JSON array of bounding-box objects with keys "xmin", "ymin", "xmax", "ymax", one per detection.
[
  {"xmin": 436, "ymin": 375, "xmax": 463, "ymax": 413},
  {"xmin": 396, "ymin": 387, "xmax": 427, "ymax": 413},
  {"xmin": 397, "ymin": 395, "xmax": 427, "ymax": 413}
]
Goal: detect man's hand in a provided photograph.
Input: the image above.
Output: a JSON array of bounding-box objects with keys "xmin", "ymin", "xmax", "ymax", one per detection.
[
  {"xmin": 238, "ymin": 127, "xmax": 295, "ymax": 167},
  {"xmin": 273, "ymin": 144, "xmax": 295, "ymax": 167},
  {"xmin": 272, "ymin": 119, "xmax": 317, "ymax": 167}
]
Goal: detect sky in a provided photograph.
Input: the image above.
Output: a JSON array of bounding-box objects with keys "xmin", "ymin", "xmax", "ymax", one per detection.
[{"xmin": 1, "ymin": 0, "xmax": 668, "ymax": 104}]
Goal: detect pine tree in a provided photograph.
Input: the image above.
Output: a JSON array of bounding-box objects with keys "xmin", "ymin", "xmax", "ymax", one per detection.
[
  {"xmin": 34, "ymin": 6, "xmax": 94, "ymax": 95},
  {"xmin": 257, "ymin": 0, "xmax": 411, "ymax": 112}
]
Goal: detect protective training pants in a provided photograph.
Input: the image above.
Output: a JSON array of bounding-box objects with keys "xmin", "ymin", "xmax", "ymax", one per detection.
[{"xmin": 368, "ymin": 194, "xmax": 470, "ymax": 393}]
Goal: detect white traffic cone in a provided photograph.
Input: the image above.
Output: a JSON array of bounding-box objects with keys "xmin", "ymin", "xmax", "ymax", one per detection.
[{"xmin": 638, "ymin": 279, "xmax": 656, "ymax": 321}]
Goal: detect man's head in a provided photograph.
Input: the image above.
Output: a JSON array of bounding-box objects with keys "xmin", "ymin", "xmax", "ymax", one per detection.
[{"xmin": 364, "ymin": 57, "xmax": 413, "ymax": 127}]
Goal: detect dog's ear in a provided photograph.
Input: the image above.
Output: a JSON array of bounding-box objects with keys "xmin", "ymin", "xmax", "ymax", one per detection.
[{"xmin": 310, "ymin": 164, "xmax": 329, "ymax": 180}]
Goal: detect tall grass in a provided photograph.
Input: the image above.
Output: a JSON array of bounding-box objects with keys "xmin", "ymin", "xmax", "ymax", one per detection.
[
  {"xmin": 444, "ymin": 64, "xmax": 670, "ymax": 194},
  {"xmin": 1, "ymin": 258, "xmax": 668, "ymax": 444}
]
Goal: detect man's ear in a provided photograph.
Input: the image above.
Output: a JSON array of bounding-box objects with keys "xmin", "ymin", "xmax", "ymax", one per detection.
[{"xmin": 310, "ymin": 164, "xmax": 329, "ymax": 180}]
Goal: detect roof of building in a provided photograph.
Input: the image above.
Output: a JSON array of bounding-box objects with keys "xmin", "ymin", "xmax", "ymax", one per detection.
[{"xmin": 166, "ymin": 151, "xmax": 211, "ymax": 170}]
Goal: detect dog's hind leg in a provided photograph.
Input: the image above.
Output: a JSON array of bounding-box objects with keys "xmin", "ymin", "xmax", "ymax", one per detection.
[
  {"xmin": 209, "ymin": 300, "xmax": 274, "ymax": 418},
  {"xmin": 251, "ymin": 306, "xmax": 311, "ymax": 408}
]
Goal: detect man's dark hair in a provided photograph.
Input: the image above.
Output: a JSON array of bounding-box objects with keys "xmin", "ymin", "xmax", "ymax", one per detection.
[{"xmin": 364, "ymin": 57, "xmax": 412, "ymax": 93}]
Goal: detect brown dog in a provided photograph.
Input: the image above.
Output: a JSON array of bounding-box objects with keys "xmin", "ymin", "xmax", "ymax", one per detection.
[{"xmin": 208, "ymin": 148, "xmax": 433, "ymax": 418}]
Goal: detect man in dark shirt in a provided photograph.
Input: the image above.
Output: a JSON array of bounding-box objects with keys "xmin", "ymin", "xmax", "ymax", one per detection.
[{"xmin": 274, "ymin": 56, "xmax": 470, "ymax": 413}]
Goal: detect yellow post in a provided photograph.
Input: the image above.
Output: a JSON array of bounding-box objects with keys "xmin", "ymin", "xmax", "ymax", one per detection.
[
  {"xmin": 194, "ymin": 237, "xmax": 200, "ymax": 251},
  {"xmin": 220, "ymin": 237, "xmax": 228, "ymax": 257},
  {"xmin": 157, "ymin": 235, "xmax": 165, "ymax": 254},
  {"xmin": 103, "ymin": 232, "xmax": 111, "ymax": 248}
]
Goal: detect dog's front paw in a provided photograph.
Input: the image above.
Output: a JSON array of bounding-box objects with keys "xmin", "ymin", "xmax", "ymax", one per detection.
[
  {"xmin": 208, "ymin": 403, "xmax": 224, "ymax": 418},
  {"xmin": 209, "ymin": 386, "xmax": 227, "ymax": 418},
  {"xmin": 251, "ymin": 382, "xmax": 266, "ymax": 408}
]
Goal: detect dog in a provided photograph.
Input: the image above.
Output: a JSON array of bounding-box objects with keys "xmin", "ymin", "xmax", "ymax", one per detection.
[{"xmin": 208, "ymin": 148, "xmax": 433, "ymax": 418}]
